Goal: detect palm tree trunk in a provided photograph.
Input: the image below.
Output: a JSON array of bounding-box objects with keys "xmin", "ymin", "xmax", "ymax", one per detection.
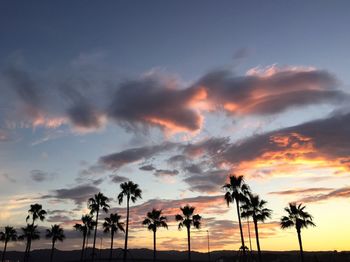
[
  {"xmin": 297, "ymin": 229, "xmax": 304, "ymax": 262},
  {"xmin": 187, "ymin": 226, "xmax": 191, "ymax": 262},
  {"xmin": 92, "ymin": 210, "xmax": 99, "ymax": 262},
  {"xmin": 153, "ymin": 230, "xmax": 156, "ymax": 262},
  {"xmin": 50, "ymin": 240, "xmax": 55, "ymax": 262},
  {"xmin": 2, "ymin": 240, "xmax": 8, "ymax": 262},
  {"xmin": 123, "ymin": 195, "xmax": 130, "ymax": 262},
  {"xmin": 253, "ymin": 218, "xmax": 262, "ymax": 262},
  {"xmin": 235, "ymin": 199, "xmax": 246, "ymax": 262},
  {"xmin": 81, "ymin": 233, "xmax": 86, "ymax": 262},
  {"xmin": 109, "ymin": 231, "xmax": 114, "ymax": 261},
  {"xmin": 84, "ymin": 236, "xmax": 89, "ymax": 261},
  {"xmin": 247, "ymin": 218, "xmax": 252, "ymax": 252}
]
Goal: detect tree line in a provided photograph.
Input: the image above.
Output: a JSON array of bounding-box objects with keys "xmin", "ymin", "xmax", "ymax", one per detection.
[{"xmin": 0, "ymin": 176, "xmax": 315, "ymax": 262}]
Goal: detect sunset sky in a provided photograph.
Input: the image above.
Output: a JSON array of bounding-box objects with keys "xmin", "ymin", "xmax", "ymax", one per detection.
[{"xmin": 1, "ymin": 0, "xmax": 350, "ymax": 253}]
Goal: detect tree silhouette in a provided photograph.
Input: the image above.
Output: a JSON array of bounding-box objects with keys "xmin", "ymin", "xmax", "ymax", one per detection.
[
  {"xmin": 175, "ymin": 205, "xmax": 201, "ymax": 262},
  {"xmin": 118, "ymin": 181, "xmax": 142, "ymax": 262},
  {"xmin": 281, "ymin": 203, "xmax": 315, "ymax": 262},
  {"xmin": 74, "ymin": 214, "xmax": 96, "ymax": 262},
  {"xmin": 223, "ymin": 174, "xmax": 249, "ymax": 262},
  {"xmin": 0, "ymin": 226, "xmax": 17, "ymax": 262},
  {"xmin": 24, "ymin": 204, "xmax": 46, "ymax": 257},
  {"xmin": 142, "ymin": 209, "xmax": 168, "ymax": 262},
  {"xmin": 46, "ymin": 224, "xmax": 65, "ymax": 262},
  {"xmin": 241, "ymin": 193, "xmax": 272, "ymax": 262},
  {"xmin": 103, "ymin": 213, "xmax": 125, "ymax": 261},
  {"xmin": 88, "ymin": 192, "xmax": 110, "ymax": 262},
  {"xmin": 19, "ymin": 224, "xmax": 40, "ymax": 261}
]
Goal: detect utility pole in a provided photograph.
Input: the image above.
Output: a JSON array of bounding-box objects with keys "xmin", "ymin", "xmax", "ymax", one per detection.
[{"xmin": 207, "ymin": 230, "xmax": 211, "ymax": 262}]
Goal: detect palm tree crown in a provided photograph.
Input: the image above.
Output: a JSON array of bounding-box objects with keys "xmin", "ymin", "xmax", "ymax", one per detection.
[
  {"xmin": 46, "ymin": 224, "xmax": 65, "ymax": 243},
  {"xmin": 142, "ymin": 209, "xmax": 168, "ymax": 232},
  {"xmin": 88, "ymin": 192, "xmax": 110, "ymax": 215},
  {"xmin": 103, "ymin": 213, "xmax": 125, "ymax": 234},
  {"xmin": 0, "ymin": 226, "xmax": 17, "ymax": 242},
  {"xmin": 223, "ymin": 175, "xmax": 249, "ymax": 205},
  {"xmin": 241, "ymin": 193, "xmax": 272, "ymax": 223},
  {"xmin": 20, "ymin": 224, "xmax": 40, "ymax": 242},
  {"xmin": 118, "ymin": 181, "xmax": 142, "ymax": 204},
  {"xmin": 175, "ymin": 205, "xmax": 201, "ymax": 230},
  {"xmin": 281, "ymin": 203, "xmax": 315, "ymax": 231},
  {"xmin": 26, "ymin": 204, "xmax": 47, "ymax": 225}
]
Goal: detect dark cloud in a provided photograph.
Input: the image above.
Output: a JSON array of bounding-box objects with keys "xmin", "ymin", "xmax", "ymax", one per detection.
[
  {"xmin": 153, "ymin": 169, "xmax": 179, "ymax": 177},
  {"xmin": 298, "ymin": 186, "xmax": 350, "ymax": 203},
  {"xmin": 30, "ymin": 170, "xmax": 54, "ymax": 182},
  {"xmin": 1, "ymin": 173, "xmax": 16, "ymax": 183},
  {"xmin": 195, "ymin": 67, "xmax": 344, "ymax": 116},
  {"xmin": 47, "ymin": 215, "xmax": 72, "ymax": 223},
  {"xmin": 42, "ymin": 184, "xmax": 100, "ymax": 206},
  {"xmin": 139, "ymin": 164, "xmax": 156, "ymax": 171},
  {"xmin": 107, "ymin": 76, "xmax": 203, "ymax": 133},
  {"xmin": 109, "ymin": 174, "xmax": 129, "ymax": 183},
  {"xmin": 67, "ymin": 102, "xmax": 104, "ymax": 130},
  {"xmin": 99, "ymin": 142, "xmax": 178, "ymax": 170},
  {"xmin": 183, "ymin": 169, "xmax": 227, "ymax": 193}
]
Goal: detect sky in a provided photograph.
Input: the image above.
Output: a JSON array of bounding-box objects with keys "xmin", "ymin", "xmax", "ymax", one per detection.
[{"xmin": 1, "ymin": 0, "xmax": 350, "ymax": 253}]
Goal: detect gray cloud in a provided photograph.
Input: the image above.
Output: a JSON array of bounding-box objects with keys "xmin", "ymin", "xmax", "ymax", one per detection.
[
  {"xmin": 153, "ymin": 169, "xmax": 179, "ymax": 177},
  {"xmin": 139, "ymin": 164, "xmax": 156, "ymax": 171},
  {"xmin": 109, "ymin": 174, "xmax": 129, "ymax": 183},
  {"xmin": 30, "ymin": 170, "xmax": 55, "ymax": 182},
  {"xmin": 298, "ymin": 186, "xmax": 350, "ymax": 203}
]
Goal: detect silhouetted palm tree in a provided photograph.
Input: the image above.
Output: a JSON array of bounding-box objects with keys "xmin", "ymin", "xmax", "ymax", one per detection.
[
  {"xmin": 175, "ymin": 205, "xmax": 201, "ymax": 262},
  {"xmin": 20, "ymin": 224, "xmax": 40, "ymax": 261},
  {"xmin": 142, "ymin": 209, "xmax": 168, "ymax": 262},
  {"xmin": 88, "ymin": 192, "xmax": 110, "ymax": 262},
  {"xmin": 223, "ymin": 174, "xmax": 249, "ymax": 261},
  {"xmin": 74, "ymin": 214, "xmax": 96, "ymax": 262},
  {"xmin": 281, "ymin": 203, "xmax": 315, "ymax": 262},
  {"xmin": 103, "ymin": 213, "xmax": 125, "ymax": 261},
  {"xmin": 241, "ymin": 193, "xmax": 272, "ymax": 262},
  {"xmin": 24, "ymin": 204, "xmax": 46, "ymax": 257},
  {"xmin": 46, "ymin": 224, "xmax": 65, "ymax": 262},
  {"xmin": 0, "ymin": 226, "xmax": 17, "ymax": 262},
  {"xmin": 118, "ymin": 181, "xmax": 142, "ymax": 262}
]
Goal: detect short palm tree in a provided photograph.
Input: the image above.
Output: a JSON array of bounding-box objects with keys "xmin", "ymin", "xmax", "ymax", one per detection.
[
  {"xmin": 281, "ymin": 203, "xmax": 315, "ymax": 262},
  {"xmin": 223, "ymin": 174, "xmax": 249, "ymax": 261},
  {"xmin": 74, "ymin": 214, "xmax": 96, "ymax": 262},
  {"xmin": 241, "ymin": 193, "xmax": 272, "ymax": 262},
  {"xmin": 0, "ymin": 226, "xmax": 17, "ymax": 262},
  {"xmin": 88, "ymin": 192, "xmax": 110, "ymax": 261},
  {"xmin": 118, "ymin": 181, "xmax": 142, "ymax": 262},
  {"xmin": 103, "ymin": 213, "xmax": 125, "ymax": 261},
  {"xmin": 24, "ymin": 204, "xmax": 46, "ymax": 257},
  {"xmin": 142, "ymin": 209, "xmax": 168, "ymax": 262},
  {"xmin": 20, "ymin": 224, "xmax": 40, "ymax": 261},
  {"xmin": 175, "ymin": 205, "xmax": 201, "ymax": 262},
  {"xmin": 46, "ymin": 224, "xmax": 65, "ymax": 262}
]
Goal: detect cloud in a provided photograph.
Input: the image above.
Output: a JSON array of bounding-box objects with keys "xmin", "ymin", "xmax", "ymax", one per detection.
[
  {"xmin": 219, "ymin": 112, "xmax": 350, "ymax": 179},
  {"xmin": 99, "ymin": 142, "xmax": 179, "ymax": 170},
  {"xmin": 153, "ymin": 169, "xmax": 179, "ymax": 177},
  {"xmin": 42, "ymin": 184, "xmax": 100, "ymax": 206},
  {"xmin": 269, "ymin": 187, "xmax": 334, "ymax": 195},
  {"xmin": 109, "ymin": 174, "xmax": 129, "ymax": 183},
  {"xmin": 298, "ymin": 186, "xmax": 350, "ymax": 203},
  {"xmin": 194, "ymin": 66, "xmax": 343, "ymax": 117},
  {"xmin": 30, "ymin": 170, "xmax": 56, "ymax": 182},
  {"xmin": 183, "ymin": 169, "xmax": 227, "ymax": 193},
  {"xmin": 139, "ymin": 164, "xmax": 156, "ymax": 171},
  {"xmin": 2, "ymin": 62, "xmax": 345, "ymax": 136},
  {"xmin": 107, "ymin": 76, "xmax": 204, "ymax": 134}
]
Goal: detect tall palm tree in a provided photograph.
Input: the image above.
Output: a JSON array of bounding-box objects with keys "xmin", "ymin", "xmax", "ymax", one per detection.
[
  {"xmin": 118, "ymin": 181, "xmax": 142, "ymax": 262},
  {"xmin": 103, "ymin": 213, "xmax": 125, "ymax": 261},
  {"xmin": 281, "ymin": 203, "xmax": 315, "ymax": 262},
  {"xmin": 20, "ymin": 224, "xmax": 40, "ymax": 261},
  {"xmin": 142, "ymin": 209, "xmax": 168, "ymax": 262},
  {"xmin": 175, "ymin": 205, "xmax": 201, "ymax": 262},
  {"xmin": 241, "ymin": 193, "xmax": 272, "ymax": 262},
  {"xmin": 0, "ymin": 226, "xmax": 17, "ymax": 262},
  {"xmin": 74, "ymin": 214, "xmax": 96, "ymax": 262},
  {"xmin": 24, "ymin": 204, "xmax": 46, "ymax": 257},
  {"xmin": 223, "ymin": 174, "xmax": 249, "ymax": 261},
  {"xmin": 46, "ymin": 224, "xmax": 65, "ymax": 262},
  {"xmin": 88, "ymin": 192, "xmax": 110, "ymax": 261}
]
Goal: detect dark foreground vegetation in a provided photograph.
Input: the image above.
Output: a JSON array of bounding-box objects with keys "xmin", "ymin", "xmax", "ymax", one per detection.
[{"xmin": 1, "ymin": 248, "xmax": 349, "ymax": 262}]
